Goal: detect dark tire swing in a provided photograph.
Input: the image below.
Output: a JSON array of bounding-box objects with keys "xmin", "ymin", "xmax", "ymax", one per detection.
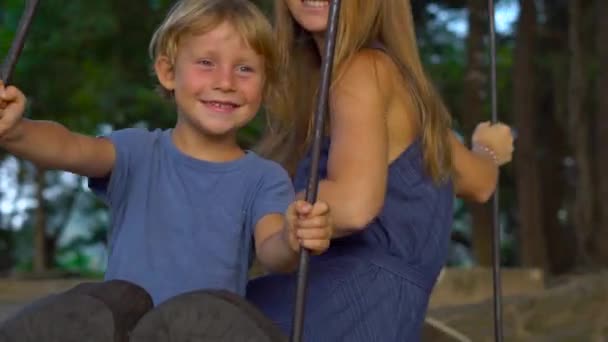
[
  {"xmin": 0, "ymin": 1, "xmax": 503, "ymax": 341},
  {"xmin": 0, "ymin": 280, "xmax": 153, "ymax": 342},
  {"xmin": 128, "ymin": 290, "xmax": 286, "ymax": 342}
]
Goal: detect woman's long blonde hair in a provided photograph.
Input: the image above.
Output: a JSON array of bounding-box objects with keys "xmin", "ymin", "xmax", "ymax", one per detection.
[{"xmin": 257, "ymin": 0, "xmax": 453, "ymax": 183}]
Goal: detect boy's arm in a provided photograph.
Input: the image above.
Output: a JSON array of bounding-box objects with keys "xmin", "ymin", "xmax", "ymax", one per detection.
[
  {"xmin": 249, "ymin": 162, "xmax": 299, "ymax": 274},
  {"xmin": 1, "ymin": 119, "xmax": 115, "ymax": 178},
  {"xmin": 254, "ymin": 214, "xmax": 299, "ymax": 274},
  {"xmin": 254, "ymin": 200, "xmax": 331, "ymax": 274},
  {"xmin": 0, "ymin": 84, "xmax": 114, "ymax": 178}
]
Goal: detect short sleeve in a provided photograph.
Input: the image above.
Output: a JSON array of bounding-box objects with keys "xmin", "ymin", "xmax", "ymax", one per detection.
[
  {"xmin": 250, "ymin": 162, "xmax": 296, "ymax": 228},
  {"xmin": 87, "ymin": 128, "xmax": 150, "ymax": 206}
]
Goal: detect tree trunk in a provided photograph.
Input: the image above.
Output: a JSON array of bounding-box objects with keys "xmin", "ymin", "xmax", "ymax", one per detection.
[
  {"xmin": 33, "ymin": 167, "xmax": 48, "ymax": 273},
  {"xmin": 568, "ymin": 0, "xmax": 594, "ymax": 267},
  {"xmin": 463, "ymin": 0, "xmax": 493, "ymax": 266},
  {"xmin": 590, "ymin": 0, "xmax": 608, "ymax": 264},
  {"xmin": 541, "ymin": 107, "xmax": 576, "ymax": 274},
  {"xmin": 512, "ymin": 0, "xmax": 548, "ymax": 270},
  {"xmin": 0, "ymin": 230, "xmax": 14, "ymax": 274}
]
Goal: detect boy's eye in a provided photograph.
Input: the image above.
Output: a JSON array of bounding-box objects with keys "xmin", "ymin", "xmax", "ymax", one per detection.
[
  {"xmin": 237, "ymin": 65, "xmax": 254, "ymax": 73},
  {"xmin": 198, "ymin": 59, "xmax": 213, "ymax": 66}
]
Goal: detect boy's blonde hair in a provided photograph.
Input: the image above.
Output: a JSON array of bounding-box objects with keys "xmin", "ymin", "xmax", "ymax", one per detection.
[{"xmin": 148, "ymin": 0, "xmax": 280, "ymax": 103}]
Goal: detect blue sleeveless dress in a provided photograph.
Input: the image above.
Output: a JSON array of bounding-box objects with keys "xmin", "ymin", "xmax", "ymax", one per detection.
[{"xmin": 246, "ymin": 137, "xmax": 454, "ymax": 341}]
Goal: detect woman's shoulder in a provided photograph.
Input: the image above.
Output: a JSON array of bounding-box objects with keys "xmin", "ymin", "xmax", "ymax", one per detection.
[
  {"xmin": 335, "ymin": 48, "xmax": 397, "ymax": 101},
  {"xmin": 345, "ymin": 48, "xmax": 395, "ymax": 77}
]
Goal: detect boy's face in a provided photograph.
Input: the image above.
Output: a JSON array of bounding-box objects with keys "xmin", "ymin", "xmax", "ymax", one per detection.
[{"xmin": 157, "ymin": 21, "xmax": 265, "ymax": 139}]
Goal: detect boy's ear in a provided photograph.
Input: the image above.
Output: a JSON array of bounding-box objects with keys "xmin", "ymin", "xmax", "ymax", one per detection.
[{"xmin": 154, "ymin": 56, "xmax": 175, "ymax": 91}]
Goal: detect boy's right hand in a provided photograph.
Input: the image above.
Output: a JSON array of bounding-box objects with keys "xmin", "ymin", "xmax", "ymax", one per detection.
[
  {"xmin": 0, "ymin": 80, "xmax": 27, "ymax": 142},
  {"xmin": 284, "ymin": 200, "xmax": 333, "ymax": 256}
]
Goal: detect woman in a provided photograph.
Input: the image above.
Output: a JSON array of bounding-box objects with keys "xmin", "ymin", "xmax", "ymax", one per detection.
[{"xmin": 247, "ymin": 1, "xmax": 513, "ymax": 340}]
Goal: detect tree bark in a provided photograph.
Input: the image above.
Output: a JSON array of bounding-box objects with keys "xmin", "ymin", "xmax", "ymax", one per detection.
[
  {"xmin": 590, "ymin": 0, "xmax": 608, "ymax": 265},
  {"xmin": 541, "ymin": 105, "xmax": 575, "ymax": 274},
  {"xmin": 568, "ymin": 0, "xmax": 594, "ymax": 266},
  {"xmin": 512, "ymin": 0, "xmax": 548, "ymax": 270},
  {"xmin": 33, "ymin": 167, "xmax": 48, "ymax": 273}
]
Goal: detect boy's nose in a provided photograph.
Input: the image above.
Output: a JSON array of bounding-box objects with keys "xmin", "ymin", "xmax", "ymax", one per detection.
[{"xmin": 213, "ymin": 68, "xmax": 236, "ymax": 92}]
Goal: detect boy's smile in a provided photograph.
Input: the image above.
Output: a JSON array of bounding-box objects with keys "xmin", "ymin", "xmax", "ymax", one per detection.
[{"xmin": 202, "ymin": 100, "xmax": 242, "ymax": 114}]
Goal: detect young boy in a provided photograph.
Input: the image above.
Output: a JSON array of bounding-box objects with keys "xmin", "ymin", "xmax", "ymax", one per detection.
[{"xmin": 0, "ymin": 0, "xmax": 332, "ymax": 308}]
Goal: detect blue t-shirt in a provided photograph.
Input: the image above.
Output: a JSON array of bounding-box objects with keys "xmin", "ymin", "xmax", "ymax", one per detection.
[{"xmin": 89, "ymin": 128, "xmax": 294, "ymax": 305}]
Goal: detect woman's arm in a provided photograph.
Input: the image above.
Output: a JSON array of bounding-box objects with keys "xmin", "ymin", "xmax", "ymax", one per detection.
[
  {"xmin": 451, "ymin": 132, "xmax": 498, "ymax": 202},
  {"xmin": 299, "ymin": 50, "xmax": 396, "ymax": 236},
  {"xmin": 452, "ymin": 122, "xmax": 514, "ymax": 202}
]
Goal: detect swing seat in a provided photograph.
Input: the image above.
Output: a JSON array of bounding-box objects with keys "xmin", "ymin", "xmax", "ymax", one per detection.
[
  {"xmin": 130, "ymin": 289, "xmax": 287, "ymax": 342},
  {"xmin": 0, "ymin": 281, "xmax": 287, "ymax": 342},
  {"xmin": 0, "ymin": 279, "xmax": 152, "ymax": 342}
]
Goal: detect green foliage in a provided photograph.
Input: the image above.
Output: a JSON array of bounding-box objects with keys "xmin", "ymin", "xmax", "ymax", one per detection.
[{"xmin": 0, "ymin": 0, "xmax": 525, "ymax": 274}]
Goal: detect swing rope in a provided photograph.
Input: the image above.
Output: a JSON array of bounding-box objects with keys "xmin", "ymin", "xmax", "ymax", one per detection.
[
  {"xmin": 487, "ymin": 1, "xmax": 504, "ymax": 341},
  {"xmin": 291, "ymin": 1, "xmax": 342, "ymax": 341},
  {"xmin": 0, "ymin": 0, "xmax": 39, "ymax": 85}
]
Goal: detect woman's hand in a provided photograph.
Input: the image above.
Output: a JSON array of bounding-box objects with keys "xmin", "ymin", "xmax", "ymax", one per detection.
[{"xmin": 471, "ymin": 121, "xmax": 514, "ymax": 166}]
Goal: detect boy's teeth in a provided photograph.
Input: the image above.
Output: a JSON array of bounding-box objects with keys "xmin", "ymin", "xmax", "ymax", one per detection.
[
  {"xmin": 303, "ymin": 0, "xmax": 328, "ymax": 8},
  {"xmin": 209, "ymin": 101, "xmax": 236, "ymax": 109}
]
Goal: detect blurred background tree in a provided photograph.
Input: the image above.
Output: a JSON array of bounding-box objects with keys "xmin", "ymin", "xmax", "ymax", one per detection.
[{"xmin": 0, "ymin": 0, "xmax": 605, "ymax": 280}]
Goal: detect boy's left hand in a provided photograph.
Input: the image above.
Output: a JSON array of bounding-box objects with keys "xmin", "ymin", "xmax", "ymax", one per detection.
[{"xmin": 284, "ymin": 200, "xmax": 333, "ymax": 255}]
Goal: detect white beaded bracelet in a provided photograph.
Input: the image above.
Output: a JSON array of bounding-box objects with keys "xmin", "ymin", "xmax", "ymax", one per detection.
[{"xmin": 472, "ymin": 143, "xmax": 499, "ymax": 165}]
